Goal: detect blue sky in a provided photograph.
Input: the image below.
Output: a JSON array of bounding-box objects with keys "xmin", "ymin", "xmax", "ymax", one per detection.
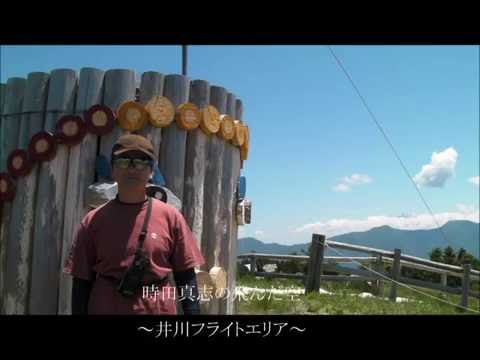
[{"xmin": 1, "ymin": 45, "xmax": 479, "ymax": 245}]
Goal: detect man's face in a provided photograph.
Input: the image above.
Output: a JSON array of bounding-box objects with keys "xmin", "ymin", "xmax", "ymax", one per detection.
[{"xmin": 111, "ymin": 150, "xmax": 153, "ymax": 190}]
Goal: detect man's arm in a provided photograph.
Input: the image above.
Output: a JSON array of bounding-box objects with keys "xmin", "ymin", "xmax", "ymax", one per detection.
[
  {"xmin": 173, "ymin": 268, "xmax": 200, "ymax": 315},
  {"xmin": 71, "ymin": 276, "xmax": 95, "ymax": 315}
]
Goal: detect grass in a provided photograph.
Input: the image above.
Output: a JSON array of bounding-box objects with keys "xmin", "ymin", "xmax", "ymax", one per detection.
[{"xmin": 236, "ymin": 273, "xmax": 480, "ymax": 315}]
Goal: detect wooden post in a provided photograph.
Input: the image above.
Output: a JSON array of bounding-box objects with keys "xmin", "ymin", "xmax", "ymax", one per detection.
[
  {"xmin": 441, "ymin": 272, "xmax": 447, "ymax": 287},
  {"xmin": 389, "ymin": 248, "xmax": 401, "ymax": 302},
  {"xmin": 159, "ymin": 75, "xmax": 190, "ymax": 205},
  {"xmin": 29, "ymin": 69, "xmax": 77, "ymax": 314},
  {"xmin": 250, "ymin": 255, "xmax": 257, "ymax": 273},
  {"xmin": 459, "ymin": 264, "xmax": 471, "ymax": 311},
  {"xmin": 138, "ymin": 71, "xmax": 164, "ymax": 160},
  {"xmin": 1, "ymin": 77, "xmax": 26, "ymax": 314},
  {"xmin": 57, "ymin": 68, "xmax": 105, "ymax": 315},
  {"xmin": 183, "ymin": 79, "xmax": 209, "ymax": 244},
  {"xmin": 305, "ymin": 234, "xmax": 326, "ymax": 293},
  {"xmin": 98, "ymin": 69, "xmax": 136, "ymax": 160},
  {"xmin": 373, "ymin": 254, "xmax": 384, "ymax": 297},
  {"xmin": 201, "ymin": 86, "xmax": 227, "ymax": 273}
]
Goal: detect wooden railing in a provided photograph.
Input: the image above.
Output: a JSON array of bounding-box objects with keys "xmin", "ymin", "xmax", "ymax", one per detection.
[{"xmin": 237, "ymin": 234, "xmax": 480, "ymax": 310}]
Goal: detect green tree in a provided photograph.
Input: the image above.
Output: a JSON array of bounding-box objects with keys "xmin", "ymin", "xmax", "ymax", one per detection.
[
  {"xmin": 456, "ymin": 248, "xmax": 467, "ymax": 265},
  {"xmin": 429, "ymin": 247, "xmax": 443, "ymax": 262},
  {"xmin": 443, "ymin": 246, "xmax": 457, "ymax": 265}
]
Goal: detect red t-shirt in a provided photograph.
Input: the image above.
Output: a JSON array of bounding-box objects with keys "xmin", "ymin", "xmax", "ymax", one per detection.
[{"xmin": 64, "ymin": 197, "xmax": 205, "ymax": 315}]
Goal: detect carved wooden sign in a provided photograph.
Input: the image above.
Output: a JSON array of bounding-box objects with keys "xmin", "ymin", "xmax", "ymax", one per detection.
[
  {"xmin": 84, "ymin": 104, "xmax": 116, "ymax": 136},
  {"xmin": 7, "ymin": 150, "xmax": 33, "ymax": 178}
]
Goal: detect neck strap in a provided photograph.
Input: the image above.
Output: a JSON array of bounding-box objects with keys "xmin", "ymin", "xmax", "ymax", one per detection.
[{"xmin": 136, "ymin": 197, "xmax": 152, "ymax": 255}]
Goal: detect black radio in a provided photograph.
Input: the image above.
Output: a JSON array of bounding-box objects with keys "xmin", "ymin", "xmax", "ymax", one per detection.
[{"xmin": 117, "ymin": 252, "xmax": 150, "ymax": 297}]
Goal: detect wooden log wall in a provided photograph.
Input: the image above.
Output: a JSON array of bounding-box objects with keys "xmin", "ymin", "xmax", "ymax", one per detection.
[{"xmin": 0, "ymin": 68, "xmax": 247, "ymax": 315}]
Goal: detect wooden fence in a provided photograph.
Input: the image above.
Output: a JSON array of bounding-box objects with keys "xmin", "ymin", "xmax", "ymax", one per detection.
[
  {"xmin": 0, "ymin": 68, "xmax": 248, "ymax": 315},
  {"xmin": 238, "ymin": 234, "xmax": 480, "ymax": 310}
]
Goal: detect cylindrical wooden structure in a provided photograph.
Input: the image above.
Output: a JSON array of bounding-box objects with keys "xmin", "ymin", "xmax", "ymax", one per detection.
[{"xmin": 0, "ymin": 68, "xmax": 248, "ymax": 315}]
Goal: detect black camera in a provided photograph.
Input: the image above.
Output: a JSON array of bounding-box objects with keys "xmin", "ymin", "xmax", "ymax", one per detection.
[{"xmin": 117, "ymin": 252, "xmax": 150, "ymax": 297}]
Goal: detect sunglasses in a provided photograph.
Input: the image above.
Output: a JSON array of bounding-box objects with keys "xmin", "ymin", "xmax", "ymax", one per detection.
[{"xmin": 113, "ymin": 157, "xmax": 153, "ymax": 170}]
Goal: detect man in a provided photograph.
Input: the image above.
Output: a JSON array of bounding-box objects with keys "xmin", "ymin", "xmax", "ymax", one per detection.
[{"xmin": 64, "ymin": 134, "xmax": 205, "ymax": 314}]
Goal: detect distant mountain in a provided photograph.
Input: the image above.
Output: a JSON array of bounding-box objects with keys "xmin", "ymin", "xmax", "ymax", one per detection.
[
  {"xmin": 238, "ymin": 220, "xmax": 479, "ymax": 259},
  {"xmin": 238, "ymin": 237, "xmax": 308, "ymax": 256}
]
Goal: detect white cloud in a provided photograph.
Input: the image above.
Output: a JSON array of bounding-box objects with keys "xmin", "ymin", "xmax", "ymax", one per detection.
[
  {"xmin": 333, "ymin": 183, "xmax": 351, "ymax": 192},
  {"xmin": 333, "ymin": 173, "xmax": 371, "ymax": 193},
  {"xmin": 254, "ymin": 230, "xmax": 265, "ymax": 237},
  {"xmin": 343, "ymin": 174, "xmax": 372, "ymax": 185},
  {"xmin": 293, "ymin": 205, "xmax": 479, "ymax": 238},
  {"xmin": 456, "ymin": 203, "xmax": 475, "ymax": 214},
  {"xmin": 413, "ymin": 147, "xmax": 458, "ymax": 188},
  {"xmin": 468, "ymin": 176, "xmax": 479, "ymax": 186}
]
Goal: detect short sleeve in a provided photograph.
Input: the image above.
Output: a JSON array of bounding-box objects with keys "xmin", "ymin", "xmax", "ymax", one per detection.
[
  {"xmin": 63, "ymin": 221, "xmax": 97, "ymax": 281},
  {"xmin": 170, "ymin": 211, "xmax": 205, "ymax": 271}
]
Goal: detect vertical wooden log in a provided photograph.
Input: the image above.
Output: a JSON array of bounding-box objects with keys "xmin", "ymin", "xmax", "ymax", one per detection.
[
  {"xmin": 218, "ymin": 92, "xmax": 237, "ymax": 314},
  {"xmin": 373, "ymin": 254, "xmax": 384, "ymax": 297},
  {"xmin": 98, "ymin": 69, "xmax": 136, "ymax": 159},
  {"xmin": 57, "ymin": 68, "xmax": 104, "ymax": 315},
  {"xmin": 201, "ymin": 86, "xmax": 227, "ymax": 314},
  {"xmin": 0, "ymin": 78, "xmax": 26, "ymax": 172},
  {"xmin": 0, "ymin": 77, "xmax": 26, "ymax": 314},
  {"xmin": 226, "ymin": 98, "xmax": 243, "ymax": 314},
  {"xmin": 305, "ymin": 234, "xmax": 325, "ymax": 293},
  {"xmin": 0, "ymin": 83, "xmax": 5, "ymax": 163},
  {"xmin": 5, "ymin": 73, "xmax": 49, "ymax": 316},
  {"xmin": 202, "ymin": 86, "xmax": 227, "ymax": 270},
  {"xmin": 0, "ymin": 83, "xmax": 5, "ymax": 108},
  {"xmin": 29, "ymin": 69, "xmax": 77, "ymax": 314},
  {"xmin": 0, "ymin": 82, "xmax": 5, "ymax": 313},
  {"xmin": 459, "ymin": 264, "xmax": 471, "ymax": 311},
  {"xmin": 138, "ymin": 71, "xmax": 164, "ymax": 160},
  {"xmin": 389, "ymin": 248, "xmax": 401, "ymax": 302},
  {"xmin": 159, "ymin": 75, "xmax": 190, "ymax": 203},
  {"xmin": 184, "ymin": 80, "xmax": 209, "ymax": 244},
  {"xmin": 183, "ymin": 79, "xmax": 211, "ymax": 315}
]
